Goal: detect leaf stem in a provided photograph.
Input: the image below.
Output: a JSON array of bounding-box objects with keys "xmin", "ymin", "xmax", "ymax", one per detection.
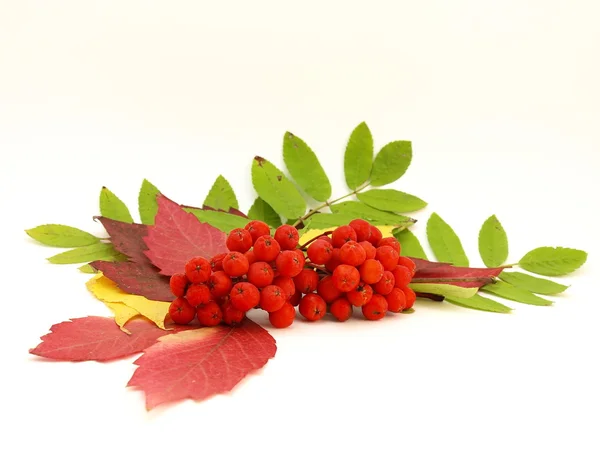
[{"xmin": 299, "ymin": 231, "xmax": 333, "ymax": 250}]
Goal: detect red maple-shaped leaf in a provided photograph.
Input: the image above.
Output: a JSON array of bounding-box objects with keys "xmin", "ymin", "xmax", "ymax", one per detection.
[
  {"xmin": 127, "ymin": 319, "xmax": 277, "ymax": 410},
  {"xmin": 29, "ymin": 317, "xmax": 182, "ymax": 362},
  {"xmin": 143, "ymin": 194, "xmax": 228, "ymax": 276},
  {"xmin": 95, "ymin": 217, "xmax": 149, "ymax": 262}
]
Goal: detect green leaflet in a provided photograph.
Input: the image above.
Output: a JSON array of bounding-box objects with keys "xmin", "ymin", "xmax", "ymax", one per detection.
[
  {"xmin": 25, "ymin": 224, "xmax": 99, "ymax": 248},
  {"xmin": 251, "ymin": 156, "xmax": 306, "ymax": 219},
  {"xmin": 248, "ymin": 197, "xmax": 282, "ymax": 229},
  {"xmin": 344, "ymin": 122, "xmax": 374, "ymax": 190},
  {"xmin": 329, "ymin": 201, "xmax": 415, "ymax": 227},
  {"xmin": 47, "ymin": 243, "xmax": 121, "ymax": 264},
  {"xmin": 478, "ymin": 215, "xmax": 509, "ymax": 268},
  {"xmin": 357, "ymin": 189, "xmax": 427, "ymax": 213},
  {"xmin": 303, "ymin": 213, "xmax": 357, "ymax": 231},
  {"xmin": 409, "ymin": 283, "xmax": 478, "ymax": 299},
  {"xmin": 426, "ymin": 213, "xmax": 469, "ymax": 266},
  {"xmin": 445, "ymin": 294, "xmax": 512, "ymax": 314},
  {"xmin": 370, "ymin": 141, "xmax": 412, "ymax": 187},
  {"xmin": 283, "ymin": 132, "xmax": 332, "ymax": 202},
  {"xmin": 203, "ymin": 175, "xmax": 239, "ymax": 211},
  {"xmin": 481, "ymin": 280, "xmax": 553, "ymax": 306},
  {"xmin": 186, "ymin": 209, "xmax": 250, "ymax": 233},
  {"xmin": 392, "ymin": 228, "xmax": 428, "ymax": 260},
  {"xmin": 499, "ymin": 272, "xmax": 569, "ymax": 295},
  {"xmin": 138, "ymin": 179, "xmax": 160, "ymax": 225},
  {"xmin": 519, "ymin": 247, "xmax": 587, "ymax": 276},
  {"xmin": 78, "ymin": 264, "xmax": 98, "ymax": 274},
  {"xmin": 100, "ymin": 187, "xmax": 133, "ymax": 223}
]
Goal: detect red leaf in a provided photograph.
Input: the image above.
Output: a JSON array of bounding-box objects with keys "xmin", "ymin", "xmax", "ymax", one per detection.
[
  {"xmin": 29, "ymin": 317, "xmax": 180, "ymax": 362},
  {"xmin": 409, "ymin": 257, "xmax": 452, "ymax": 272},
  {"xmin": 143, "ymin": 194, "xmax": 228, "ymax": 276},
  {"xmin": 414, "ymin": 266, "xmax": 504, "ymax": 288},
  {"xmin": 95, "ymin": 217, "xmax": 149, "ymax": 263},
  {"xmin": 127, "ymin": 319, "xmax": 277, "ymax": 410}
]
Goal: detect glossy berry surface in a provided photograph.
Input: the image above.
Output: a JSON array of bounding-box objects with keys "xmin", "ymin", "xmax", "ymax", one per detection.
[
  {"xmin": 196, "ymin": 301, "xmax": 223, "ymax": 326},
  {"xmin": 330, "ymin": 298, "xmax": 353, "ymax": 322},
  {"xmin": 274, "ymin": 224, "xmax": 299, "ymax": 250},
  {"xmin": 185, "ymin": 257, "xmax": 211, "ymax": 283},
  {"xmin": 269, "ymin": 302, "xmax": 296, "ymax": 328},
  {"xmin": 226, "ymin": 228, "xmax": 253, "ymax": 253},
  {"xmin": 230, "ymin": 282, "xmax": 260, "ymax": 312},
  {"xmin": 169, "ymin": 297, "xmax": 196, "ymax": 324},
  {"xmin": 259, "ymin": 285, "xmax": 287, "ymax": 312},
  {"xmin": 222, "ymin": 252, "xmax": 250, "ymax": 277},
  {"xmin": 298, "ymin": 293, "xmax": 327, "ymax": 321},
  {"xmin": 169, "ymin": 273, "xmax": 189, "ymax": 297},
  {"xmin": 362, "ymin": 294, "xmax": 388, "ymax": 321}
]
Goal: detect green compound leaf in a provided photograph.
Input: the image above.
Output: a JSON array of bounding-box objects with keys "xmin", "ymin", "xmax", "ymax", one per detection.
[
  {"xmin": 499, "ymin": 272, "xmax": 569, "ymax": 295},
  {"xmin": 25, "ymin": 224, "xmax": 99, "ymax": 248},
  {"xmin": 138, "ymin": 179, "xmax": 161, "ymax": 225},
  {"xmin": 370, "ymin": 141, "xmax": 412, "ymax": 187},
  {"xmin": 344, "ymin": 122, "xmax": 374, "ymax": 190},
  {"xmin": 445, "ymin": 294, "xmax": 512, "ymax": 314},
  {"xmin": 357, "ymin": 189, "xmax": 427, "ymax": 213},
  {"xmin": 409, "ymin": 283, "xmax": 478, "ymax": 299},
  {"xmin": 203, "ymin": 175, "xmax": 239, "ymax": 211},
  {"xmin": 481, "ymin": 280, "xmax": 553, "ymax": 306},
  {"xmin": 478, "ymin": 215, "xmax": 509, "ymax": 268},
  {"xmin": 283, "ymin": 132, "xmax": 332, "ymax": 202},
  {"xmin": 248, "ymin": 197, "xmax": 282, "ymax": 229},
  {"xmin": 426, "ymin": 213, "xmax": 469, "ymax": 267},
  {"xmin": 186, "ymin": 209, "xmax": 250, "ymax": 233},
  {"xmin": 519, "ymin": 247, "xmax": 588, "ymax": 276},
  {"xmin": 251, "ymin": 156, "xmax": 306, "ymax": 219},
  {"xmin": 47, "ymin": 243, "xmax": 122, "ymax": 265},
  {"xmin": 303, "ymin": 213, "xmax": 357, "ymax": 231},
  {"xmin": 392, "ymin": 228, "xmax": 428, "ymax": 260},
  {"xmin": 100, "ymin": 187, "xmax": 133, "ymax": 224},
  {"xmin": 329, "ymin": 201, "xmax": 415, "ymax": 227}
]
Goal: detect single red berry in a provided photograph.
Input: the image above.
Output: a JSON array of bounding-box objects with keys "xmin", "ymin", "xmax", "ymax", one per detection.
[
  {"xmin": 222, "ymin": 252, "xmax": 250, "ymax": 277},
  {"xmin": 299, "ymin": 293, "xmax": 327, "ymax": 321},
  {"xmin": 269, "ymin": 302, "xmax": 296, "ymax": 328},
  {"xmin": 247, "ymin": 261, "xmax": 275, "ymax": 288},
  {"xmin": 378, "ymin": 237, "xmax": 401, "ymax": 255},
  {"xmin": 359, "ymin": 259, "xmax": 384, "ymax": 284},
  {"xmin": 222, "ymin": 300, "xmax": 246, "ymax": 326},
  {"xmin": 273, "ymin": 275, "xmax": 295, "ymax": 299},
  {"xmin": 318, "ymin": 235, "xmax": 334, "ymax": 245},
  {"xmin": 288, "ymin": 290, "xmax": 302, "ymax": 306},
  {"xmin": 293, "ymin": 268, "xmax": 319, "ymax": 294},
  {"xmin": 391, "ymin": 265, "xmax": 412, "ymax": 288},
  {"xmin": 375, "ymin": 245, "xmax": 399, "ymax": 271},
  {"xmin": 253, "ymin": 235, "xmax": 281, "ymax": 262},
  {"xmin": 374, "ymin": 271, "xmax": 395, "ymax": 295},
  {"xmin": 275, "ymin": 250, "xmax": 305, "ymax": 277},
  {"xmin": 361, "ymin": 294, "xmax": 388, "ymax": 320},
  {"xmin": 332, "ymin": 264, "xmax": 361, "ymax": 292},
  {"xmin": 349, "ymin": 219, "xmax": 371, "ymax": 242},
  {"xmin": 208, "ymin": 271, "xmax": 233, "ymax": 298},
  {"xmin": 196, "ymin": 301, "xmax": 223, "ymax": 326},
  {"xmin": 386, "ymin": 288, "xmax": 406, "ymax": 313},
  {"xmin": 186, "ymin": 283, "xmax": 211, "ymax": 307},
  {"xmin": 230, "ymin": 282, "xmax": 260, "ymax": 312},
  {"xmin": 185, "ymin": 257, "xmax": 211, "ymax": 283},
  {"xmin": 317, "ymin": 275, "xmax": 342, "ymax": 303},
  {"xmin": 359, "ymin": 241, "xmax": 377, "ymax": 260},
  {"xmin": 339, "ymin": 240, "xmax": 367, "ymax": 266},
  {"xmin": 346, "ymin": 282, "xmax": 373, "ymax": 307},
  {"xmin": 226, "ymin": 228, "xmax": 253, "ymax": 253},
  {"xmin": 244, "ymin": 220, "xmax": 271, "ymax": 243},
  {"xmin": 245, "ymin": 249, "xmax": 257, "ymax": 265},
  {"xmin": 168, "ymin": 297, "xmax": 196, "ymax": 324},
  {"xmin": 169, "ymin": 273, "xmax": 189, "ymax": 297},
  {"xmin": 397, "ymin": 256, "xmax": 417, "ymax": 276},
  {"xmin": 274, "ymin": 224, "xmax": 300, "ymax": 250},
  {"xmin": 367, "ymin": 225, "xmax": 383, "ymax": 246},
  {"xmin": 259, "ymin": 285, "xmax": 287, "ymax": 312},
  {"xmin": 399, "ymin": 286, "xmax": 416, "ymax": 309},
  {"xmin": 330, "ymin": 298, "xmax": 353, "ymax": 322},
  {"xmin": 324, "ymin": 248, "xmax": 343, "ymax": 273},
  {"xmin": 210, "ymin": 253, "xmax": 227, "ymax": 272},
  {"xmin": 331, "ymin": 225, "xmax": 358, "ymax": 248},
  {"xmin": 307, "ymin": 239, "xmax": 333, "ymax": 265}
]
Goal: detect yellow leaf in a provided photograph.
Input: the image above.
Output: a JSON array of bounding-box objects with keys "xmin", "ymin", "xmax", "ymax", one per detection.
[
  {"xmin": 103, "ymin": 302, "xmax": 140, "ymax": 334},
  {"xmin": 300, "ymin": 225, "xmax": 394, "ymax": 245}
]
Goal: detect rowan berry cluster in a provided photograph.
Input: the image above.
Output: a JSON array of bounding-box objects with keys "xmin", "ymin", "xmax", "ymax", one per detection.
[{"xmin": 168, "ymin": 219, "xmax": 416, "ymax": 328}]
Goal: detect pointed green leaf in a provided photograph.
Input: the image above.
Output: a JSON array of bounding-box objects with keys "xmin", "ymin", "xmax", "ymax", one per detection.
[
  {"xmin": 251, "ymin": 156, "xmax": 306, "ymax": 219},
  {"xmin": 25, "ymin": 224, "xmax": 99, "ymax": 248},
  {"xmin": 426, "ymin": 213, "xmax": 469, "ymax": 266},
  {"xmin": 248, "ymin": 197, "xmax": 282, "ymax": 229},
  {"xmin": 185, "ymin": 208, "xmax": 250, "ymax": 233},
  {"xmin": 445, "ymin": 294, "xmax": 512, "ymax": 314},
  {"xmin": 478, "ymin": 215, "xmax": 509, "ymax": 268},
  {"xmin": 329, "ymin": 201, "xmax": 415, "ymax": 227},
  {"xmin": 304, "ymin": 213, "xmax": 358, "ymax": 231},
  {"xmin": 344, "ymin": 122, "xmax": 373, "ymax": 190},
  {"xmin": 481, "ymin": 280, "xmax": 553, "ymax": 306},
  {"xmin": 519, "ymin": 247, "xmax": 587, "ymax": 276},
  {"xmin": 78, "ymin": 264, "xmax": 98, "ymax": 274},
  {"xmin": 138, "ymin": 179, "xmax": 160, "ymax": 225},
  {"xmin": 283, "ymin": 132, "xmax": 332, "ymax": 202},
  {"xmin": 392, "ymin": 228, "xmax": 428, "ymax": 259},
  {"xmin": 369, "ymin": 141, "xmax": 412, "ymax": 187},
  {"xmin": 203, "ymin": 175, "xmax": 239, "ymax": 211},
  {"xmin": 409, "ymin": 283, "xmax": 478, "ymax": 299},
  {"xmin": 357, "ymin": 189, "xmax": 427, "ymax": 213},
  {"xmin": 499, "ymin": 272, "xmax": 568, "ymax": 295},
  {"xmin": 100, "ymin": 187, "xmax": 133, "ymax": 223},
  {"xmin": 47, "ymin": 243, "xmax": 121, "ymax": 265}
]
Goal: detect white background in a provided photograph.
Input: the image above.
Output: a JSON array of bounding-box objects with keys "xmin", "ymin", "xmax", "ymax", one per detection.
[{"xmin": 1, "ymin": 1, "xmax": 599, "ymax": 449}]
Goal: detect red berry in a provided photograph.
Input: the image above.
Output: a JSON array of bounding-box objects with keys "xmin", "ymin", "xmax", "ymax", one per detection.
[
  {"xmin": 359, "ymin": 241, "xmax": 377, "ymax": 260},
  {"xmin": 331, "ymin": 225, "xmax": 357, "ymax": 248},
  {"xmin": 378, "ymin": 237, "xmax": 401, "ymax": 255},
  {"xmin": 196, "ymin": 301, "xmax": 223, "ymax": 326},
  {"xmin": 169, "ymin": 273, "xmax": 189, "ymax": 297},
  {"xmin": 332, "ymin": 264, "xmax": 361, "ymax": 292},
  {"xmin": 339, "ymin": 240, "xmax": 367, "ymax": 266},
  {"xmin": 168, "ymin": 297, "xmax": 196, "ymax": 324},
  {"xmin": 210, "ymin": 253, "xmax": 227, "ymax": 272},
  {"xmin": 275, "ymin": 250, "xmax": 305, "ymax": 277},
  {"xmin": 397, "ymin": 256, "xmax": 417, "ymax": 276},
  {"xmin": 392, "ymin": 265, "xmax": 412, "ymax": 288},
  {"xmin": 259, "ymin": 285, "xmax": 287, "ymax": 312},
  {"xmin": 349, "ymin": 219, "xmax": 371, "ymax": 242},
  {"xmin": 186, "ymin": 283, "xmax": 211, "ymax": 307},
  {"xmin": 374, "ymin": 271, "xmax": 395, "ymax": 295},
  {"xmin": 346, "ymin": 282, "xmax": 373, "ymax": 307},
  {"xmin": 253, "ymin": 235, "xmax": 281, "ymax": 262},
  {"xmin": 318, "ymin": 235, "xmax": 334, "ymax": 245},
  {"xmin": 230, "ymin": 282, "xmax": 260, "ymax": 312},
  {"xmin": 269, "ymin": 302, "xmax": 296, "ymax": 328},
  {"xmin": 208, "ymin": 270, "xmax": 233, "ymax": 298},
  {"xmin": 245, "ymin": 249, "xmax": 257, "ymax": 265},
  {"xmin": 330, "ymin": 298, "xmax": 353, "ymax": 322},
  {"xmin": 359, "ymin": 259, "xmax": 384, "ymax": 284},
  {"xmin": 247, "ymin": 262, "xmax": 275, "ymax": 288},
  {"xmin": 288, "ymin": 290, "xmax": 302, "ymax": 306},
  {"xmin": 361, "ymin": 294, "xmax": 388, "ymax": 320},
  {"xmin": 222, "ymin": 252, "xmax": 250, "ymax": 277},
  {"xmin": 294, "ymin": 268, "xmax": 319, "ymax": 294},
  {"xmin": 375, "ymin": 245, "xmax": 399, "ymax": 271},
  {"xmin": 307, "ymin": 239, "xmax": 333, "ymax": 265},
  {"xmin": 226, "ymin": 228, "xmax": 253, "ymax": 253},
  {"xmin": 273, "ymin": 276, "xmax": 295, "ymax": 299},
  {"xmin": 399, "ymin": 286, "xmax": 416, "ymax": 309},
  {"xmin": 274, "ymin": 224, "xmax": 300, "ymax": 250},
  {"xmin": 222, "ymin": 300, "xmax": 246, "ymax": 326},
  {"xmin": 367, "ymin": 225, "xmax": 383, "ymax": 246},
  {"xmin": 298, "ymin": 293, "xmax": 327, "ymax": 321},
  {"xmin": 185, "ymin": 257, "xmax": 211, "ymax": 283},
  {"xmin": 324, "ymin": 248, "xmax": 343, "ymax": 272},
  {"xmin": 316, "ymin": 275, "xmax": 342, "ymax": 303},
  {"xmin": 386, "ymin": 288, "xmax": 406, "ymax": 313},
  {"xmin": 244, "ymin": 220, "xmax": 271, "ymax": 243}
]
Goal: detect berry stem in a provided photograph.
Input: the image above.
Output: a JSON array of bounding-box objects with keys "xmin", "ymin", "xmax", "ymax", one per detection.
[
  {"xmin": 411, "ymin": 276, "xmax": 497, "ymax": 284},
  {"xmin": 305, "ymin": 262, "xmax": 331, "ymax": 275},
  {"xmin": 298, "ymin": 230, "xmax": 333, "ymax": 250}
]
